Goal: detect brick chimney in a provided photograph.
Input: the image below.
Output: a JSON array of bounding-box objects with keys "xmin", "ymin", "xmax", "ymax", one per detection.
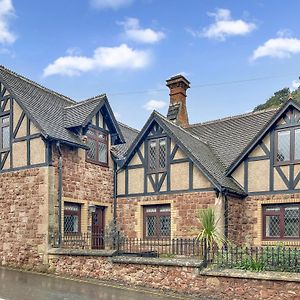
[{"xmin": 166, "ymin": 75, "xmax": 190, "ymax": 127}]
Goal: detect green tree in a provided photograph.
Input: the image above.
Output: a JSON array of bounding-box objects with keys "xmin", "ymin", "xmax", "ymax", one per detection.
[{"xmin": 254, "ymin": 85, "xmax": 300, "ymax": 111}]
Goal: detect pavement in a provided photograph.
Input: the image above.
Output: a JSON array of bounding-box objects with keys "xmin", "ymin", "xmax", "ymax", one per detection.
[{"xmin": 0, "ymin": 267, "xmax": 187, "ymax": 300}]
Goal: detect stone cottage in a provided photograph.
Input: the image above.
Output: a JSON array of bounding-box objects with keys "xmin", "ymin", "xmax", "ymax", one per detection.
[{"xmin": 0, "ymin": 65, "xmax": 299, "ymax": 267}]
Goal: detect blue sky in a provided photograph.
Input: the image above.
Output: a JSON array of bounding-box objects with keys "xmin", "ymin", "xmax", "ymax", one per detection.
[{"xmin": 1, "ymin": 0, "xmax": 300, "ymax": 129}]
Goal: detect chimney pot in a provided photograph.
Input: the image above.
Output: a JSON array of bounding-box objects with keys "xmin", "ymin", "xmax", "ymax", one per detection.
[{"xmin": 166, "ymin": 74, "xmax": 190, "ymax": 127}]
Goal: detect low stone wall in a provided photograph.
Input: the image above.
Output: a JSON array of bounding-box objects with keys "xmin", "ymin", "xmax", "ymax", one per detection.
[{"xmin": 48, "ymin": 252, "xmax": 300, "ymax": 300}]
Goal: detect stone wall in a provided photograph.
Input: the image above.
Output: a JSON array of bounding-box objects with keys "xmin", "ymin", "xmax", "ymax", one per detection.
[
  {"xmin": 51, "ymin": 144, "xmax": 115, "ymax": 232},
  {"xmin": 228, "ymin": 194, "xmax": 300, "ymax": 246},
  {"xmin": 48, "ymin": 254, "xmax": 300, "ymax": 300},
  {"xmin": 0, "ymin": 167, "xmax": 50, "ymax": 267},
  {"xmin": 117, "ymin": 191, "xmax": 216, "ymax": 238},
  {"xmin": 52, "ymin": 145, "xmax": 114, "ymax": 203}
]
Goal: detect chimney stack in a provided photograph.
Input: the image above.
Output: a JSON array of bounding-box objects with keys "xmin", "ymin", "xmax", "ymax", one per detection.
[{"xmin": 166, "ymin": 75, "xmax": 190, "ymax": 128}]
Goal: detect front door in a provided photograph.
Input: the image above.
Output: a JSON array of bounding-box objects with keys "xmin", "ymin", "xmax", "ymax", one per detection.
[{"xmin": 91, "ymin": 206, "xmax": 105, "ymax": 249}]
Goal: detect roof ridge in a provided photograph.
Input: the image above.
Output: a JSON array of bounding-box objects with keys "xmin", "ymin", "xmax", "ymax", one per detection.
[
  {"xmin": 118, "ymin": 122, "xmax": 140, "ymax": 133},
  {"xmin": 0, "ymin": 65, "xmax": 76, "ymax": 105},
  {"xmin": 189, "ymin": 107, "xmax": 279, "ymax": 127},
  {"xmin": 153, "ymin": 110, "xmax": 209, "ymax": 145},
  {"xmin": 65, "ymin": 94, "xmax": 106, "ymax": 109}
]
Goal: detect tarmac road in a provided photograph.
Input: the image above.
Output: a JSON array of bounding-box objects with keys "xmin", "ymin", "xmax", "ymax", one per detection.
[{"xmin": 0, "ymin": 268, "xmax": 184, "ymax": 300}]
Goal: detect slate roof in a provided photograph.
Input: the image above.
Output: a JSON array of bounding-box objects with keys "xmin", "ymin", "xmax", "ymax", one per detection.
[
  {"xmin": 153, "ymin": 112, "xmax": 245, "ymax": 195},
  {"xmin": 167, "ymin": 103, "xmax": 180, "ymax": 122},
  {"xmin": 187, "ymin": 109, "xmax": 278, "ymax": 170},
  {"xmin": 112, "ymin": 122, "xmax": 139, "ymax": 158},
  {"xmin": 0, "ymin": 66, "xmax": 124, "ymax": 148},
  {"xmin": 64, "ymin": 95, "xmax": 106, "ymax": 128}
]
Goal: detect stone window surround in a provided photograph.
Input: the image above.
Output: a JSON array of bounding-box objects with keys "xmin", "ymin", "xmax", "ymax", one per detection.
[
  {"xmin": 62, "ymin": 198, "xmax": 112, "ymax": 235},
  {"xmin": 135, "ymin": 199, "xmax": 177, "ymax": 239},
  {"xmin": 256, "ymin": 198, "xmax": 300, "ymax": 246}
]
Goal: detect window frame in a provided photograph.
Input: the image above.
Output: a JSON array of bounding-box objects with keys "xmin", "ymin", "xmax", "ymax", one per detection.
[
  {"xmin": 147, "ymin": 137, "xmax": 167, "ymax": 174},
  {"xmin": 64, "ymin": 202, "xmax": 81, "ymax": 235},
  {"xmin": 86, "ymin": 127, "xmax": 109, "ymax": 167},
  {"xmin": 143, "ymin": 204, "xmax": 171, "ymax": 239},
  {"xmin": 274, "ymin": 127, "xmax": 300, "ymax": 165},
  {"xmin": 0, "ymin": 113, "xmax": 10, "ymax": 152},
  {"xmin": 262, "ymin": 203, "xmax": 300, "ymax": 241}
]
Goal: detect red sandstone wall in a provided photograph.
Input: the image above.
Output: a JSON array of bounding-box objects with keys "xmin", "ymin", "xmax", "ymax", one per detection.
[
  {"xmin": 0, "ymin": 167, "xmax": 49, "ymax": 267},
  {"xmin": 52, "ymin": 145, "xmax": 114, "ymax": 204},
  {"xmin": 117, "ymin": 191, "xmax": 216, "ymax": 238},
  {"xmin": 48, "ymin": 255, "xmax": 300, "ymax": 300}
]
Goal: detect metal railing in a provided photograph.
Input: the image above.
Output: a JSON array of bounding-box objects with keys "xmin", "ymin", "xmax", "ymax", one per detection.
[
  {"xmin": 117, "ymin": 237, "xmax": 204, "ymax": 257},
  {"xmin": 206, "ymin": 244, "xmax": 300, "ymax": 272}
]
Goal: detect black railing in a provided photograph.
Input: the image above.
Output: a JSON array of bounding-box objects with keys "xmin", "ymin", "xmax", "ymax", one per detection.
[
  {"xmin": 51, "ymin": 231, "xmax": 112, "ymax": 250},
  {"xmin": 117, "ymin": 237, "xmax": 204, "ymax": 258},
  {"xmin": 205, "ymin": 244, "xmax": 300, "ymax": 273},
  {"xmin": 50, "ymin": 232, "xmax": 300, "ymax": 272}
]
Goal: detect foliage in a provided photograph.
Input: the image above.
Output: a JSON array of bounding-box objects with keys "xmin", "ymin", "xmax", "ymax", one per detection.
[
  {"xmin": 214, "ymin": 244, "xmax": 300, "ymax": 273},
  {"xmin": 196, "ymin": 207, "xmax": 226, "ymax": 248},
  {"xmin": 254, "ymin": 86, "xmax": 300, "ymax": 112}
]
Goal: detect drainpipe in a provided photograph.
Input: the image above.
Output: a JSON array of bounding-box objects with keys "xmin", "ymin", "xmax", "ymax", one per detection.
[
  {"xmin": 56, "ymin": 141, "xmax": 63, "ymax": 247},
  {"xmin": 113, "ymin": 160, "xmax": 118, "ymax": 249}
]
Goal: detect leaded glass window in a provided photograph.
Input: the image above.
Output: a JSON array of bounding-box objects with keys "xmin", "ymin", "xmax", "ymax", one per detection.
[
  {"xmin": 276, "ymin": 131, "xmax": 290, "ymax": 162},
  {"xmin": 263, "ymin": 204, "xmax": 300, "ymax": 240},
  {"xmin": 0, "ymin": 115, "xmax": 10, "ymax": 150},
  {"xmin": 64, "ymin": 202, "xmax": 81, "ymax": 234},
  {"xmin": 147, "ymin": 137, "xmax": 167, "ymax": 173},
  {"xmin": 275, "ymin": 128, "xmax": 300, "ymax": 164},
  {"xmin": 144, "ymin": 205, "xmax": 171, "ymax": 238},
  {"xmin": 86, "ymin": 128, "xmax": 108, "ymax": 166}
]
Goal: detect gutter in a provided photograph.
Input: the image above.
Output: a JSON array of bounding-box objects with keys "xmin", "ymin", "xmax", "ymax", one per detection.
[{"xmin": 56, "ymin": 141, "xmax": 63, "ymax": 247}]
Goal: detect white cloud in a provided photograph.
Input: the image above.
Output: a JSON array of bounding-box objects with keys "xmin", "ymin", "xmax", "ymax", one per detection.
[
  {"xmin": 252, "ymin": 34, "xmax": 300, "ymax": 60},
  {"xmin": 143, "ymin": 99, "xmax": 167, "ymax": 111},
  {"xmin": 119, "ymin": 18, "xmax": 165, "ymax": 44},
  {"xmin": 90, "ymin": 0, "xmax": 133, "ymax": 10},
  {"xmin": 291, "ymin": 80, "xmax": 300, "ymax": 91},
  {"xmin": 0, "ymin": 0, "xmax": 16, "ymax": 44},
  {"xmin": 43, "ymin": 44, "xmax": 150, "ymax": 77},
  {"xmin": 190, "ymin": 8, "xmax": 256, "ymax": 41}
]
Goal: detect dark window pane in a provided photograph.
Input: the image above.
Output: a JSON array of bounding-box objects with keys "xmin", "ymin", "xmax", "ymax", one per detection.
[
  {"xmin": 265, "ymin": 215, "xmax": 280, "ymax": 237},
  {"xmin": 159, "ymin": 139, "xmax": 167, "ymax": 169},
  {"xmin": 284, "ymin": 206, "xmax": 299, "ymax": 238},
  {"xmin": 160, "ymin": 215, "xmax": 171, "ymax": 236},
  {"xmin": 87, "ymin": 138, "xmax": 97, "ymax": 160},
  {"xmin": 149, "ymin": 140, "xmax": 157, "ymax": 171},
  {"xmin": 276, "ymin": 131, "xmax": 290, "ymax": 162},
  {"xmin": 98, "ymin": 141, "xmax": 107, "ymax": 163},
  {"xmin": 146, "ymin": 216, "xmax": 156, "ymax": 237},
  {"xmin": 295, "ymin": 129, "xmax": 300, "ymax": 160},
  {"xmin": 2, "ymin": 126, "xmax": 9, "ymax": 149},
  {"xmin": 64, "ymin": 215, "xmax": 79, "ymax": 233}
]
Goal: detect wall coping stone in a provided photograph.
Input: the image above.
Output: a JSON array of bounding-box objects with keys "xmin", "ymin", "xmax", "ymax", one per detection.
[
  {"xmin": 111, "ymin": 256, "xmax": 204, "ymax": 268},
  {"xmin": 200, "ymin": 267, "xmax": 300, "ymax": 283},
  {"xmin": 48, "ymin": 248, "xmax": 117, "ymax": 257}
]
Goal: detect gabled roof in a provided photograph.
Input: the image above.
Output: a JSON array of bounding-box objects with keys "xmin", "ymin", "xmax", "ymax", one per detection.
[
  {"xmin": 64, "ymin": 95, "xmax": 106, "ymax": 128},
  {"xmin": 187, "ymin": 108, "xmax": 278, "ymax": 170},
  {"xmin": 0, "ymin": 65, "xmax": 124, "ymax": 148},
  {"xmin": 111, "ymin": 122, "xmax": 139, "ymax": 159},
  {"xmin": 121, "ymin": 111, "xmax": 245, "ymax": 195},
  {"xmin": 226, "ymin": 100, "xmax": 300, "ymax": 175},
  {"xmin": 64, "ymin": 94, "xmax": 125, "ymax": 144}
]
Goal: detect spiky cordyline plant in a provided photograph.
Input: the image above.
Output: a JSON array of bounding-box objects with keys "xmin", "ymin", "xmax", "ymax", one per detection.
[{"xmin": 196, "ymin": 207, "xmax": 226, "ymax": 248}]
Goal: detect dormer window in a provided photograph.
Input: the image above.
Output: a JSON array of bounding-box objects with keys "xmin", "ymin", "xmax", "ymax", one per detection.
[
  {"xmin": 148, "ymin": 137, "xmax": 167, "ymax": 173},
  {"xmin": 86, "ymin": 128, "xmax": 108, "ymax": 166},
  {"xmin": 275, "ymin": 128, "xmax": 300, "ymax": 164},
  {"xmin": 0, "ymin": 115, "xmax": 10, "ymax": 151}
]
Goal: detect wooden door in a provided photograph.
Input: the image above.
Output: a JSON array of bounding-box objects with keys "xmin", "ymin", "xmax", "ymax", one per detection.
[{"xmin": 91, "ymin": 207, "xmax": 105, "ymax": 249}]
